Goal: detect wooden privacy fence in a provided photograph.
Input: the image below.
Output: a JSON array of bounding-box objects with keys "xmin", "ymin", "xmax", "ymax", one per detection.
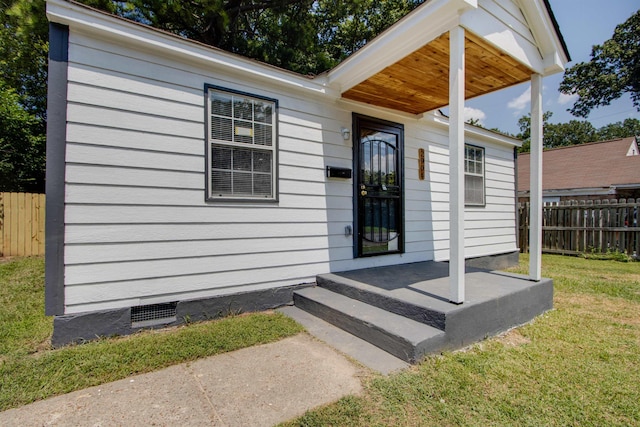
[
  {"xmin": 519, "ymin": 199, "xmax": 640, "ymax": 256},
  {"xmin": 0, "ymin": 192, "xmax": 46, "ymax": 257}
]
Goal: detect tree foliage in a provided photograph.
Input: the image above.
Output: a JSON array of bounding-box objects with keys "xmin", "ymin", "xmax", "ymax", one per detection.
[
  {"xmin": 1, "ymin": 0, "xmax": 637, "ymax": 189},
  {"xmin": 596, "ymin": 118, "xmax": 640, "ymax": 141},
  {"xmin": 0, "ymin": 0, "xmax": 422, "ymax": 192},
  {"xmin": 79, "ymin": 0, "xmax": 423, "ymax": 75},
  {"xmin": 0, "ymin": 1, "xmax": 48, "ymax": 121},
  {"xmin": 0, "ymin": 0, "xmax": 49, "ymax": 191},
  {"xmin": 559, "ymin": 9, "xmax": 640, "ymax": 118},
  {"xmin": 0, "ymin": 85, "xmax": 46, "ymax": 191},
  {"xmin": 517, "ymin": 112, "xmax": 640, "ymax": 153}
]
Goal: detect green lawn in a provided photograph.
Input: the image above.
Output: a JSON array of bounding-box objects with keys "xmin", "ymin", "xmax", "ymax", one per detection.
[
  {"xmin": 0, "ymin": 257, "xmax": 303, "ymax": 411},
  {"xmin": 283, "ymin": 254, "xmax": 640, "ymax": 426},
  {"xmin": 2, "ymin": 255, "xmax": 639, "ymax": 424}
]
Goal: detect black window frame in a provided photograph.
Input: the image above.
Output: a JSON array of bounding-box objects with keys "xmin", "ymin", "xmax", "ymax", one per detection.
[{"xmin": 204, "ymin": 84, "xmax": 279, "ymax": 203}]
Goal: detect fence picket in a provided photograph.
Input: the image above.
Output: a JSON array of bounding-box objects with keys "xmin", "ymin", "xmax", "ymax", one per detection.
[
  {"xmin": 0, "ymin": 192, "xmax": 46, "ymax": 257},
  {"xmin": 519, "ymin": 198, "xmax": 640, "ymax": 257}
]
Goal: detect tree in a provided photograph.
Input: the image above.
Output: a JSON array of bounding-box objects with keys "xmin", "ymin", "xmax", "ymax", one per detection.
[
  {"xmin": 596, "ymin": 118, "xmax": 640, "ymax": 140},
  {"xmin": 0, "ymin": 85, "xmax": 45, "ymax": 191},
  {"xmin": 559, "ymin": 9, "xmax": 640, "ymax": 118},
  {"xmin": 0, "ymin": 0, "xmax": 50, "ymax": 191},
  {"xmin": 517, "ymin": 112, "xmax": 639, "ymax": 153},
  {"xmin": 78, "ymin": 0, "xmax": 423, "ymax": 75},
  {"xmin": 0, "ymin": 0, "xmax": 117, "ymax": 119},
  {"xmin": 515, "ymin": 111, "xmax": 552, "ymax": 152},
  {"xmin": 543, "ymin": 120, "xmax": 597, "ymax": 149},
  {"xmin": 0, "ymin": 0, "xmax": 425, "ymax": 192},
  {"xmin": 0, "ymin": 0, "xmax": 49, "ymax": 121}
]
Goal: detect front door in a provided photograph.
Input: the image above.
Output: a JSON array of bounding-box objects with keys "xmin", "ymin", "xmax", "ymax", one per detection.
[{"xmin": 354, "ymin": 115, "xmax": 404, "ymax": 257}]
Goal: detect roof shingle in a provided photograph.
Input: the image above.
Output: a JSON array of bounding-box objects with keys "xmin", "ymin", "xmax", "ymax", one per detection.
[{"xmin": 518, "ymin": 137, "xmax": 640, "ymax": 192}]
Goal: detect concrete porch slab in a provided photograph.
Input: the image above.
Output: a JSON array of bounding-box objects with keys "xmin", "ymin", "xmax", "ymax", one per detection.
[{"xmin": 314, "ymin": 261, "xmax": 553, "ymax": 356}]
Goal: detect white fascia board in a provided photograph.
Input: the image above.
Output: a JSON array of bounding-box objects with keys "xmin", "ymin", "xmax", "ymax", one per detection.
[
  {"xmin": 327, "ymin": 0, "xmax": 478, "ymax": 92},
  {"xmin": 612, "ymin": 183, "xmax": 640, "ymax": 189},
  {"xmin": 519, "ymin": 188, "xmax": 629, "ymax": 197},
  {"xmin": 423, "ymin": 112, "xmax": 522, "ymax": 148},
  {"xmin": 517, "ymin": 0, "xmax": 569, "ymax": 75},
  {"xmin": 543, "ymin": 188, "xmax": 614, "ymax": 197},
  {"xmin": 46, "ymin": 0, "xmax": 337, "ymax": 99}
]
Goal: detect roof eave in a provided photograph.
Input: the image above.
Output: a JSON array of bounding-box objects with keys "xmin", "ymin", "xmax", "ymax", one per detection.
[
  {"xmin": 46, "ymin": 0, "xmax": 338, "ymax": 99},
  {"xmin": 424, "ymin": 111, "xmax": 523, "ymax": 148}
]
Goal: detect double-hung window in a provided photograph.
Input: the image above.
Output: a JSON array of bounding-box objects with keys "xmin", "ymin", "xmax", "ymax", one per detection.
[
  {"xmin": 464, "ymin": 144, "xmax": 485, "ymax": 206},
  {"xmin": 206, "ymin": 86, "xmax": 277, "ymax": 201}
]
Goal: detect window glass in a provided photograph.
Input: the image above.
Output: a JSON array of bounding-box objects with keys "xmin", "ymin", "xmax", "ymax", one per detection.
[
  {"xmin": 464, "ymin": 145, "xmax": 485, "ymax": 206},
  {"xmin": 207, "ymin": 87, "xmax": 277, "ymax": 200}
]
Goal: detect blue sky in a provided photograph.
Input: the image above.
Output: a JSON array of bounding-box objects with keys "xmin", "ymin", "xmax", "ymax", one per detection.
[{"xmin": 462, "ymin": 0, "xmax": 640, "ymax": 136}]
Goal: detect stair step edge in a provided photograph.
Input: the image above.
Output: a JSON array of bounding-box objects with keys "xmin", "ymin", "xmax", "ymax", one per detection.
[{"xmin": 294, "ymin": 287, "xmax": 445, "ymax": 343}]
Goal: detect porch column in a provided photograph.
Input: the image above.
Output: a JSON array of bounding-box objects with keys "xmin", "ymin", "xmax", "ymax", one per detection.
[
  {"xmin": 529, "ymin": 74, "xmax": 543, "ymax": 281},
  {"xmin": 449, "ymin": 25, "xmax": 465, "ymax": 303}
]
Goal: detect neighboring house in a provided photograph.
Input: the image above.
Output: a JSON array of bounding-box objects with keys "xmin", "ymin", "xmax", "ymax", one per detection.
[
  {"xmin": 45, "ymin": 0, "xmax": 569, "ymax": 345},
  {"xmin": 518, "ymin": 137, "xmax": 640, "ymax": 203}
]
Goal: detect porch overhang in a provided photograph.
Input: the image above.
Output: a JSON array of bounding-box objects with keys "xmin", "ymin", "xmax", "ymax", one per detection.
[
  {"xmin": 326, "ymin": 0, "xmax": 570, "ymax": 302},
  {"xmin": 341, "ymin": 31, "xmax": 533, "ymax": 115},
  {"xmin": 326, "ymin": 0, "xmax": 570, "ymax": 116}
]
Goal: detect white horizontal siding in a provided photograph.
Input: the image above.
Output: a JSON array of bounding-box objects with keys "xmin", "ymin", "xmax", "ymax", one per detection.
[
  {"xmin": 66, "ymin": 164, "xmax": 203, "ymax": 190},
  {"xmin": 65, "ymin": 205, "xmax": 352, "ymax": 224},
  {"xmin": 65, "ymin": 235, "xmax": 353, "ymax": 264},
  {"xmin": 65, "ymin": 222, "xmax": 351, "ymax": 244},
  {"xmin": 67, "ymin": 124, "xmax": 203, "ymax": 156},
  {"xmin": 66, "ymin": 143, "xmax": 203, "ymax": 172},
  {"xmin": 62, "ymin": 28, "xmax": 518, "ymax": 313},
  {"xmin": 479, "ymin": 0, "xmax": 536, "ymax": 46},
  {"xmin": 463, "ymin": 0, "xmax": 543, "ymax": 72},
  {"xmin": 65, "ymin": 248, "xmax": 352, "ymax": 286}
]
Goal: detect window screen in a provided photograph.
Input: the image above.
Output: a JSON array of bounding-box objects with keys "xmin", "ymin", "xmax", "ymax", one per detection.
[
  {"xmin": 207, "ymin": 87, "xmax": 277, "ymax": 200},
  {"xmin": 464, "ymin": 144, "xmax": 485, "ymax": 206}
]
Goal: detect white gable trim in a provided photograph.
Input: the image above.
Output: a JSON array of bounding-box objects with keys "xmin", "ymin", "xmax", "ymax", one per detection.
[
  {"xmin": 516, "ymin": 0, "xmax": 569, "ymax": 74},
  {"xmin": 627, "ymin": 138, "xmax": 639, "ymax": 156}
]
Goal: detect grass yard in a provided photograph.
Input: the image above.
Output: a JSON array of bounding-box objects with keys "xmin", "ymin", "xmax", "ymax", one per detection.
[
  {"xmin": 283, "ymin": 254, "xmax": 640, "ymax": 426},
  {"xmin": 0, "ymin": 257, "xmax": 303, "ymax": 411},
  {"xmin": 2, "ymin": 255, "xmax": 639, "ymax": 424}
]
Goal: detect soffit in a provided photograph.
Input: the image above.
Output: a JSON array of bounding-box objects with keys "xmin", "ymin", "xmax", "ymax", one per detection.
[{"xmin": 342, "ymin": 31, "xmax": 533, "ymax": 115}]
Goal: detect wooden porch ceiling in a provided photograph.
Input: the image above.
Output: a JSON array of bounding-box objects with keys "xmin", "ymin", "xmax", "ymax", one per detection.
[{"xmin": 342, "ymin": 32, "xmax": 534, "ymax": 115}]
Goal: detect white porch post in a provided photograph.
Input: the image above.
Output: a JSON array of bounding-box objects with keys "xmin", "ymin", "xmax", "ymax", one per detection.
[
  {"xmin": 529, "ymin": 74, "xmax": 543, "ymax": 281},
  {"xmin": 449, "ymin": 25, "xmax": 465, "ymax": 303}
]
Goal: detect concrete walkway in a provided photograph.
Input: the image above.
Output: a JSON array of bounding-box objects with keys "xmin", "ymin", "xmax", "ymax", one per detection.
[{"xmin": 0, "ymin": 334, "xmax": 363, "ymax": 427}]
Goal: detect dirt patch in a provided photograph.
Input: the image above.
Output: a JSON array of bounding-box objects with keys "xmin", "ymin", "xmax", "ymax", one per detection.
[
  {"xmin": 495, "ymin": 329, "xmax": 531, "ymax": 347},
  {"xmin": 556, "ymin": 292, "xmax": 640, "ymax": 326}
]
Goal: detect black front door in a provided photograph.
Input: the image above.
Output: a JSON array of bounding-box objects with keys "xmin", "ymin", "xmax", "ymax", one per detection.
[{"xmin": 354, "ymin": 115, "xmax": 404, "ymax": 257}]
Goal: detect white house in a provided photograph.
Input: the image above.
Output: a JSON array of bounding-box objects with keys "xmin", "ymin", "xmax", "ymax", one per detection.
[{"xmin": 45, "ymin": 0, "xmax": 569, "ymax": 345}]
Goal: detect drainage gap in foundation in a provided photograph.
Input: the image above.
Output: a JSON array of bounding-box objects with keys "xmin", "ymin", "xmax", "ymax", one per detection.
[{"xmin": 131, "ymin": 302, "xmax": 178, "ymax": 328}]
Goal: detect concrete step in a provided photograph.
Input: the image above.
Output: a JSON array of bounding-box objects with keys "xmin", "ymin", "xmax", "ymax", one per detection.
[
  {"xmin": 277, "ymin": 305, "xmax": 409, "ymax": 375},
  {"xmin": 317, "ymin": 273, "xmax": 446, "ymax": 330},
  {"xmin": 293, "ymin": 287, "xmax": 446, "ymax": 363}
]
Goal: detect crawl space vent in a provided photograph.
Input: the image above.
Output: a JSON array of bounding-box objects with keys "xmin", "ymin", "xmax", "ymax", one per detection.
[{"xmin": 131, "ymin": 302, "xmax": 177, "ymax": 328}]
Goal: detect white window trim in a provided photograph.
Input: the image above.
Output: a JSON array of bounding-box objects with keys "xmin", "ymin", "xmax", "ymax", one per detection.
[
  {"xmin": 464, "ymin": 144, "xmax": 485, "ymax": 207},
  {"xmin": 205, "ymin": 84, "xmax": 278, "ymax": 202}
]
